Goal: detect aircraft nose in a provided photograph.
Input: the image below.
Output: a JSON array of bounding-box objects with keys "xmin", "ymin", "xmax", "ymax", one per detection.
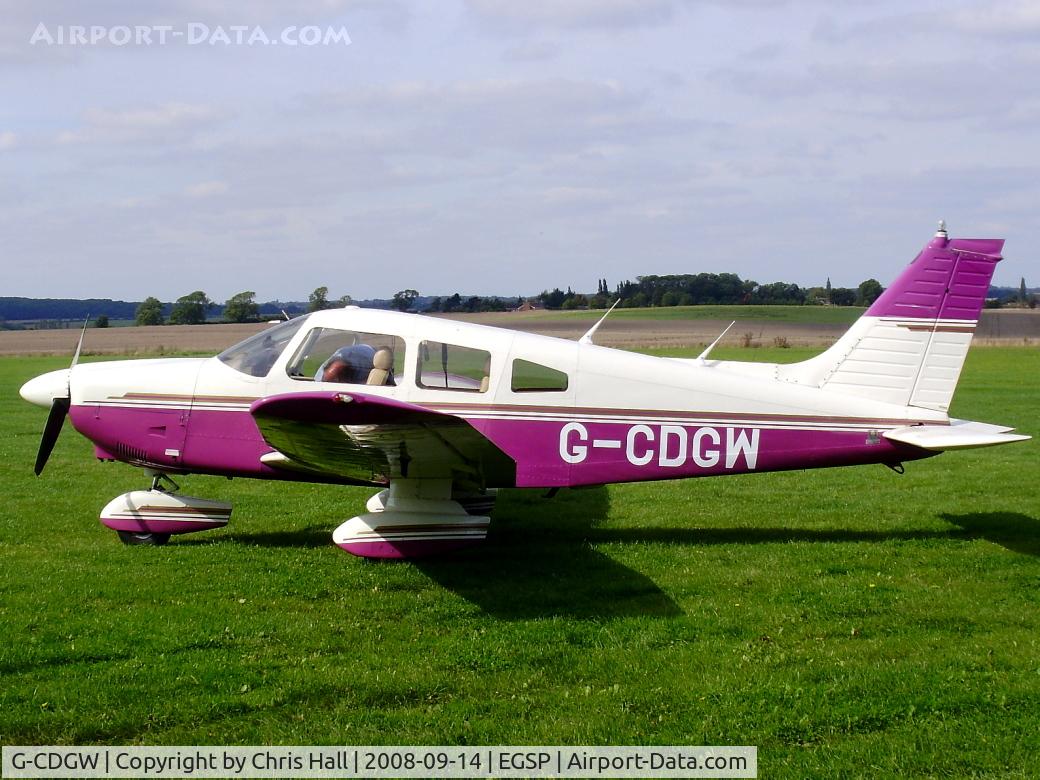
[{"xmin": 19, "ymin": 369, "xmax": 71, "ymax": 408}]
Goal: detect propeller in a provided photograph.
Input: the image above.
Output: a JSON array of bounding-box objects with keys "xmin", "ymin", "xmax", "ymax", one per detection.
[
  {"xmin": 34, "ymin": 397, "xmax": 71, "ymax": 476},
  {"xmin": 33, "ymin": 318, "xmax": 87, "ymax": 476}
]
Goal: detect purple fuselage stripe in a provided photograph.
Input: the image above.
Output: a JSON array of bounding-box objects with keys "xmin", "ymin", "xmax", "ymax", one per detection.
[{"xmin": 71, "ymin": 404, "xmax": 932, "ymax": 489}]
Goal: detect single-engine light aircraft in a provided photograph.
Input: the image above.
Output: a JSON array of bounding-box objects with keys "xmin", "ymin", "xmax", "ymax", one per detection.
[{"xmin": 20, "ymin": 225, "xmax": 1031, "ymax": 558}]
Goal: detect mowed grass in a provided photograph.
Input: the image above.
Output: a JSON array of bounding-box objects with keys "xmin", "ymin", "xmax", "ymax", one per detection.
[{"xmin": 1, "ymin": 348, "xmax": 1038, "ymax": 778}]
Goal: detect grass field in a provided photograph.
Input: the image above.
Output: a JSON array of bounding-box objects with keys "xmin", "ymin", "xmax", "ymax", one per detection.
[{"xmin": 1, "ymin": 348, "xmax": 1038, "ymax": 777}]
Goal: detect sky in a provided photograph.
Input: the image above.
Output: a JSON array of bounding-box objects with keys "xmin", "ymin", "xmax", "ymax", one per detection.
[{"xmin": 1, "ymin": 0, "xmax": 1038, "ymax": 302}]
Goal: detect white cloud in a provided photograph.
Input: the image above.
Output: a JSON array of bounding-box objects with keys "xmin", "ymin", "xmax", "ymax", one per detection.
[
  {"xmin": 0, "ymin": 131, "xmax": 16, "ymax": 150},
  {"xmin": 465, "ymin": 0, "xmax": 678, "ymax": 31},
  {"xmin": 502, "ymin": 39, "xmax": 561, "ymax": 62},
  {"xmin": 714, "ymin": 54, "xmax": 1040, "ymax": 122},
  {"xmin": 305, "ymin": 78, "xmax": 708, "ymax": 160},
  {"xmin": 542, "ymin": 186, "xmax": 615, "ymax": 205},
  {"xmin": 184, "ymin": 180, "xmax": 228, "ymax": 198},
  {"xmin": 57, "ymin": 102, "xmax": 227, "ymax": 144}
]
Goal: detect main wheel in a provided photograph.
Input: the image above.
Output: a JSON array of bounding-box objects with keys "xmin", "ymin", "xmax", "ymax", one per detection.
[{"xmin": 117, "ymin": 531, "xmax": 171, "ymax": 546}]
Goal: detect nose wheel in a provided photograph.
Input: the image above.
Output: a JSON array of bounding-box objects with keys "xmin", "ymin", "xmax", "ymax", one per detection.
[
  {"xmin": 101, "ymin": 472, "xmax": 232, "ymax": 545},
  {"xmin": 117, "ymin": 530, "xmax": 170, "ymax": 546},
  {"xmin": 114, "ymin": 473, "xmax": 179, "ymax": 545}
]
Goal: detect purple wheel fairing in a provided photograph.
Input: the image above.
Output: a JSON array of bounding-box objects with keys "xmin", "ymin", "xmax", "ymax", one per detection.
[
  {"xmin": 335, "ymin": 537, "xmax": 484, "ymax": 559},
  {"xmin": 100, "ymin": 517, "xmax": 228, "ymax": 535}
]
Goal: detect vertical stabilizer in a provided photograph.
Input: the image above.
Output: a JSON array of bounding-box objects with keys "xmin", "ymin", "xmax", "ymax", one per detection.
[{"xmin": 779, "ymin": 226, "xmax": 1003, "ymax": 412}]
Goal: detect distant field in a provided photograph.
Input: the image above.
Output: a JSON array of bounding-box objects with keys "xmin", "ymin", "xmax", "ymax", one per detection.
[
  {"xmin": 1, "ymin": 347, "xmax": 1037, "ymax": 777},
  {"xmin": 467, "ymin": 304, "xmax": 867, "ymax": 324}
]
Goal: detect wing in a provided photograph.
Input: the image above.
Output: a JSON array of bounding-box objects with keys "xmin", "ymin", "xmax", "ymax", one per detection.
[{"xmin": 250, "ymin": 391, "xmax": 515, "ymax": 489}]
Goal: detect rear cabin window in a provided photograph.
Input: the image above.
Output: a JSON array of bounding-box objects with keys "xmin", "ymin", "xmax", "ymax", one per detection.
[
  {"xmin": 416, "ymin": 341, "xmax": 491, "ymax": 392},
  {"xmin": 511, "ymin": 359, "xmax": 569, "ymax": 392},
  {"xmin": 287, "ymin": 328, "xmax": 404, "ymax": 386}
]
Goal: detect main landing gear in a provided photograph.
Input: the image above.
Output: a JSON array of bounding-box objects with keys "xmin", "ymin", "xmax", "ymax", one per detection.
[
  {"xmin": 333, "ymin": 479, "xmax": 497, "ymax": 559},
  {"xmin": 100, "ymin": 471, "xmax": 232, "ymax": 546}
]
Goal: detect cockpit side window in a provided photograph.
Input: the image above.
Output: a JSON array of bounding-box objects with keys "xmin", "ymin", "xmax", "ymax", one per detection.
[
  {"xmin": 416, "ymin": 341, "xmax": 491, "ymax": 392},
  {"xmin": 287, "ymin": 328, "xmax": 404, "ymax": 386},
  {"xmin": 217, "ymin": 316, "xmax": 309, "ymax": 378}
]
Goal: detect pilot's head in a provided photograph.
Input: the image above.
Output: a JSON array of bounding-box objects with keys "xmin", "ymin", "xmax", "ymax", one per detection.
[{"xmin": 322, "ymin": 359, "xmax": 352, "ymax": 383}]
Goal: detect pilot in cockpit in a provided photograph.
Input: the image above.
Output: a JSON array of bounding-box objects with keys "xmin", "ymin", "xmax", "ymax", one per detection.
[{"xmin": 316, "ymin": 344, "xmax": 395, "ymax": 386}]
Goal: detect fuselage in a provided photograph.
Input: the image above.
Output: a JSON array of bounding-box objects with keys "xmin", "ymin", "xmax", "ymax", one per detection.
[{"xmin": 33, "ymin": 307, "xmax": 939, "ymax": 489}]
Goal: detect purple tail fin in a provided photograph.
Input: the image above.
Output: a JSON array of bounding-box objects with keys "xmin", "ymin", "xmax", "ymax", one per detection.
[
  {"xmin": 865, "ymin": 234, "xmax": 1003, "ymax": 322},
  {"xmin": 781, "ymin": 227, "xmax": 1004, "ymax": 412}
]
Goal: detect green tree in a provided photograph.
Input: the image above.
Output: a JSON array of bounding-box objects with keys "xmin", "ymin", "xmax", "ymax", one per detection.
[
  {"xmin": 857, "ymin": 278, "xmax": 884, "ymax": 306},
  {"xmin": 336, "ymin": 294, "xmax": 353, "ymax": 307},
  {"xmin": 94, "ymin": 314, "xmax": 110, "ymax": 328},
  {"xmin": 391, "ymin": 289, "xmax": 419, "ymax": 312},
  {"xmin": 169, "ymin": 291, "xmax": 211, "ymax": 325},
  {"xmin": 805, "ymin": 286, "xmax": 828, "ymax": 304},
  {"xmin": 831, "ymin": 287, "xmax": 857, "ymax": 306},
  {"xmin": 539, "ymin": 288, "xmax": 567, "ymax": 309},
  {"xmin": 135, "ymin": 297, "xmax": 164, "ymax": 326},
  {"xmin": 1020, "ymin": 277, "xmax": 1028, "ymax": 304},
  {"xmin": 224, "ymin": 291, "xmax": 260, "ymax": 323},
  {"xmin": 308, "ymin": 286, "xmax": 330, "ymax": 312}
]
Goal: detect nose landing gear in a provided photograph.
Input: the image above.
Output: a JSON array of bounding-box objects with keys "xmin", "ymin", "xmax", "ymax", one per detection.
[{"xmin": 101, "ymin": 471, "xmax": 232, "ymax": 546}]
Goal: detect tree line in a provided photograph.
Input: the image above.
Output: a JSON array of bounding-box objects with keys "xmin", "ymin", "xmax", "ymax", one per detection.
[
  {"xmin": 134, "ymin": 287, "xmax": 352, "ymax": 325},
  {"xmin": 110, "ymin": 273, "xmax": 1038, "ymax": 328},
  {"xmin": 535, "ymin": 275, "xmax": 885, "ymax": 310},
  {"xmin": 129, "ymin": 277, "xmax": 885, "ymax": 326}
]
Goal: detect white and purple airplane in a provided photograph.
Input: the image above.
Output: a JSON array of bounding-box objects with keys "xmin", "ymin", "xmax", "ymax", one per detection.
[{"xmin": 19, "ymin": 224, "xmax": 1030, "ymax": 558}]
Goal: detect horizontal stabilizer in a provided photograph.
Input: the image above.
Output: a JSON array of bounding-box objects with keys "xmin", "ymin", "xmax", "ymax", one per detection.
[{"xmin": 883, "ymin": 419, "xmax": 1031, "ymax": 451}]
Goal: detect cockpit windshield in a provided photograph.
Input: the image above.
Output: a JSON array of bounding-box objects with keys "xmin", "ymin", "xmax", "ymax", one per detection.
[{"xmin": 217, "ymin": 315, "xmax": 309, "ymax": 377}]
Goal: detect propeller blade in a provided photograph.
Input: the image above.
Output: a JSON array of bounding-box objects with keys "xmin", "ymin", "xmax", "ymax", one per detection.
[
  {"xmin": 32, "ymin": 320, "xmax": 85, "ymax": 475},
  {"xmin": 71, "ymin": 317, "xmax": 89, "ymax": 369},
  {"xmin": 34, "ymin": 397, "xmax": 71, "ymax": 476}
]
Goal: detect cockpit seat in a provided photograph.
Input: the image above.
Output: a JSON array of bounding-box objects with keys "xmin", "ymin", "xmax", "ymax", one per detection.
[
  {"xmin": 479, "ymin": 356, "xmax": 491, "ymax": 393},
  {"xmin": 367, "ymin": 348, "xmax": 394, "ymax": 386}
]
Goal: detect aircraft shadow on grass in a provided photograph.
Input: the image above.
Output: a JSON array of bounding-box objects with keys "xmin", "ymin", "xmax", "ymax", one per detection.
[
  {"xmin": 194, "ymin": 487, "xmax": 683, "ymax": 620},
  {"xmin": 940, "ymin": 512, "xmax": 1040, "ymax": 558},
  {"xmin": 414, "ymin": 487, "xmax": 684, "ymax": 621},
  {"xmin": 190, "ymin": 499, "xmax": 1040, "ymax": 620},
  {"xmin": 577, "ymin": 513, "xmax": 1040, "ymax": 553}
]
